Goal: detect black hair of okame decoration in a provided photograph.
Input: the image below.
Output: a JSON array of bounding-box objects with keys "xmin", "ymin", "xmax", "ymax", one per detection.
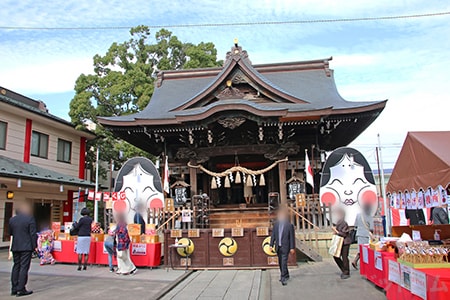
[
  {"xmin": 320, "ymin": 147, "xmax": 376, "ymax": 188},
  {"xmin": 114, "ymin": 157, "xmax": 163, "ymax": 193}
]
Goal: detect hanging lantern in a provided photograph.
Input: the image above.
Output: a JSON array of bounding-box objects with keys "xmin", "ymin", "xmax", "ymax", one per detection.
[
  {"xmin": 225, "ymin": 176, "xmax": 231, "ymax": 188},
  {"xmin": 246, "ymin": 175, "xmax": 253, "ymax": 186},
  {"xmin": 259, "ymin": 174, "xmax": 266, "ymax": 186},
  {"xmin": 211, "ymin": 177, "xmax": 217, "ymax": 189},
  {"xmin": 235, "ymin": 172, "xmax": 241, "ymax": 184}
]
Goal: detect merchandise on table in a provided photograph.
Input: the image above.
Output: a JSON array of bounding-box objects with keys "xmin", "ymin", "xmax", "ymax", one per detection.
[{"xmin": 397, "ymin": 241, "xmax": 450, "ymax": 267}]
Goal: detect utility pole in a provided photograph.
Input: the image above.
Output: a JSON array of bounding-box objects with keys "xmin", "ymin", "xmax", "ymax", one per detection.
[{"xmin": 94, "ymin": 147, "xmax": 99, "ymax": 223}]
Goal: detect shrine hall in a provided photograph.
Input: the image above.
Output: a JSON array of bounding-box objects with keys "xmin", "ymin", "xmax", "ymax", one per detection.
[{"xmin": 99, "ymin": 42, "xmax": 386, "ymax": 213}]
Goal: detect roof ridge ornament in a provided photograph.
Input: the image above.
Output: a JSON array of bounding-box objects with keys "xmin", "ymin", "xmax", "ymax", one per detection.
[{"xmin": 225, "ymin": 38, "xmax": 251, "ymax": 65}]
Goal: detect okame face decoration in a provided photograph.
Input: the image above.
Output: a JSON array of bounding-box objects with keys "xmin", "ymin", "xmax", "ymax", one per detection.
[
  {"xmin": 320, "ymin": 148, "xmax": 377, "ymax": 226},
  {"xmin": 113, "ymin": 157, "xmax": 164, "ymax": 224}
]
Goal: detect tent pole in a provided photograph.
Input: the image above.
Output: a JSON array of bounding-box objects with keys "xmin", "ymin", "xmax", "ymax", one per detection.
[{"xmin": 377, "ymin": 134, "xmax": 390, "ymax": 235}]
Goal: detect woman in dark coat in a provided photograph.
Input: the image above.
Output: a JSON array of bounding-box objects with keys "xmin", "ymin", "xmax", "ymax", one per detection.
[
  {"xmin": 332, "ymin": 207, "xmax": 352, "ymax": 279},
  {"xmin": 72, "ymin": 207, "xmax": 93, "ymax": 271}
]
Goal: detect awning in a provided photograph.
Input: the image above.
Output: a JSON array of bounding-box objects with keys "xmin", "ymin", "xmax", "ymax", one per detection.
[
  {"xmin": 0, "ymin": 155, "xmax": 95, "ymax": 188},
  {"xmin": 386, "ymin": 131, "xmax": 450, "ymax": 193}
]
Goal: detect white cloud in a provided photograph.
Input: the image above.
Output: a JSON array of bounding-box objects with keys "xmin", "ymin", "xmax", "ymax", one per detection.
[{"xmin": 0, "ymin": 58, "xmax": 92, "ymax": 93}]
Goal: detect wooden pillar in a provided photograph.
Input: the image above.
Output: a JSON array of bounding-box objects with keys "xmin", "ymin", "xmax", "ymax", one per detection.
[
  {"xmin": 189, "ymin": 165, "xmax": 197, "ymax": 197},
  {"xmin": 278, "ymin": 161, "xmax": 287, "ymax": 203}
]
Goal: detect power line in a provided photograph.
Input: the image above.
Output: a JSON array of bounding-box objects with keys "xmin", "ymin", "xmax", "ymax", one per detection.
[{"xmin": 1, "ymin": 11, "xmax": 449, "ymax": 31}]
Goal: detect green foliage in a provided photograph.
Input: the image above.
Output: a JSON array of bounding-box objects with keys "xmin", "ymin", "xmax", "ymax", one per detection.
[{"xmin": 69, "ymin": 26, "xmax": 222, "ymax": 180}]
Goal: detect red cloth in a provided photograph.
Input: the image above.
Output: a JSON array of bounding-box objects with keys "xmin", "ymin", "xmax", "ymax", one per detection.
[
  {"xmin": 386, "ymin": 268, "xmax": 450, "ymax": 300},
  {"xmin": 94, "ymin": 242, "xmax": 117, "ymax": 266},
  {"xmin": 52, "ymin": 240, "xmax": 96, "ymax": 264},
  {"xmin": 129, "ymin": 243, "xmax": 161, "ymax": 267},
  {"xmin": 360, "ymin": 245, "xmax": 396, "ymax": 289}
]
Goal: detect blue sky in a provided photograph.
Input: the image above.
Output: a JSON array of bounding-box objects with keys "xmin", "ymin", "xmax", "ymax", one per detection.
[{"xmin": 1, "ymin": 0, "xmax": 450, "ymax": 169}]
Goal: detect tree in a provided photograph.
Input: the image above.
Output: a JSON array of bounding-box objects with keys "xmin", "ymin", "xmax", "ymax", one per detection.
[{"xmin": 69, "ymin": 26, "xmax": 223, "ymax": 179}]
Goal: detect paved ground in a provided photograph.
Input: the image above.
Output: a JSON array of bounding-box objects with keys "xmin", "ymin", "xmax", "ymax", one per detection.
[
  {"xmin": 0, "ymin": 249, "xmax": 385, "ymax": 300},
  {"xmin": 0, "ymin": 251, "xmax": 186, "ymax": 300},
  {"xmin": 269, "ymin": 260, "xmax": 386, "ymax": 300},
  {"xmin": 161, "ymin": 270, "xmax": 262, "ymax": 300}
]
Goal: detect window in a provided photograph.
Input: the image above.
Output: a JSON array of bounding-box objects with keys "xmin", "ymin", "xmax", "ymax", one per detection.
[
  {"xmin": 0, "ymin": 121, "xmax": 6, "ymax": 150},
  {"xmin": 57, "ymin": 139, "xmax": 72, "ymax": 163},
  {"xmin": 31, "ymin": 131, "xmax": 48, "ymax": 158}
]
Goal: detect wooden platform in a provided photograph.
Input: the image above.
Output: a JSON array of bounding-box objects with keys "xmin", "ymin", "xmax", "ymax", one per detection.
[{"xmin": 209, "ymin": 205, "xmax": 274, "ymax": 228}]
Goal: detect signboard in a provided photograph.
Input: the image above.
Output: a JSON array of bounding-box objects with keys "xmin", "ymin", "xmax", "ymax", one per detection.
[
  {"xmin": 52, "ymin": 222, "xmax": 61, "ymax": 234},
  {"xmin": 223, "ymin": 258, "xmax": 234, "ymax": 266},
  {"xmin": 411, "ymin": 269, "xmax": 427, "ymax": 300},
  {"xmin": 131, "ymin": 243, "xmax": 147, "ymax": 256},
  {"xmin": 288, "ymin": 182, "xmax": 304, "ymax": 200},
  {"xmin": 374, "ymin": 251, "xmax": 383, "ymax": 271},
  {"xmin": 256, "ymin": 227, "xmax": 269, "ymax": 236},
  {"xmin": 212, "ymin": 228, "xmax": 224, "ymax": 237},
  {"xmin": 174, "ymin": 187, "xmax": 187, "ymax": 205},
  {"xmin": 267, "ymin": 257, "xmax": 279, "ymax": 266},
  {"xmin": 412, "ymin": 230, "xmax": 422, "ymax": 241},
  {"xmin": 170, "ymin": 230, "xmax": 182, "ymax": 238},
  {"xmin": 401, "ymin": 264, "xmax": 412, "ymax": 291},
  {"xmin": 231, "ymin": 228, "xmax": 244, "ymax": 237},
  {"xmin": 181, "ymin": 209, "xmax": 192, "ymax": 222},
  {"xmin": 53, "ymin": 240, "xmax": 62, "ymax": 252},
  {"xmin": 188, "ymin": 229, "xmax": 200, "ymax": 238},
  {"xmin": 362, "ymin": 246, "xmax": 369, "ymax": 264},
  {"xmin": 388, "ymin": 260, "xmax": 401, "ymax": 284}
]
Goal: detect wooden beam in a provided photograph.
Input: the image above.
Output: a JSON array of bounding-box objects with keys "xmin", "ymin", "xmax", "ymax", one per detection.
[
  {"xmin": 278, "ymin": 161, "xmax": 287, "ymax": 203},
  {"xmin": 189, "ymin": 166, "xmax": 197, "ymax": 196}
]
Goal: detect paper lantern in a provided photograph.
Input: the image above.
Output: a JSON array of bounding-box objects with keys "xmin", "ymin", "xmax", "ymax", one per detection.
[
  {"xmin": 259, "ymin": 174, "xmax": 266, "ymax": 186},
  {"xmin": 235, "ymin": 172, "xmax": 241, "ymax": 184},
  {"xmin": 224, "ymin": 176, "xmax": 231, "ymax": 188},
  {"xmin": 211, "ymin": 177, "xmax": 217, "ymax": 189}
]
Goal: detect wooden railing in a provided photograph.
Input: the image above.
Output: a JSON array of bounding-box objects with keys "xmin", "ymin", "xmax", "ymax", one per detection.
[{"xmin": 287, "ymin": 204, "xmax": 320, "ymax": 251}]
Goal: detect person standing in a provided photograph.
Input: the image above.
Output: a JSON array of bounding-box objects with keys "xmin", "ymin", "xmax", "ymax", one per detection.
[
  {"xmin": 432, "ymin": 205, "xmax": 449, "ymax": 225},
  {"xmin": 72, "ymin": 207, "xmax": 93, "ymax": 271},
  {"xmin": 352, "ymin": 204, "xmax": 373, "ymax": 269},
  {"xmin": 332, "ymin": 207, "xmax": 352, "ymax": 279},
  {"xmin": 104, "ymin": 227, "xmax": 117, "ymax": 272},
  {"xmin": 270, "ymin": 207, "xmax": 295, "ymax": 286},
  {"xmin": 9, "ymin": 202, "xmax": 37, "ymax": 297},
  {"xmin": 114, "ymin": 214, "xmax": 137, "ymax": 275}
]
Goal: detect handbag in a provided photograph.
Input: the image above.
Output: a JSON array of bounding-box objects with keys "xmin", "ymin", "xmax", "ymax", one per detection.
[
  {"xmin": 349, "ymin": 229, "xmax": 357, "ymax": 244},
  {"xmin": 328, "ymin": 234, "xmax": 344, "ymax": 257},
  {"xmin": 69, "ymin": 222, "xmax": 79, "ymax": 236}
]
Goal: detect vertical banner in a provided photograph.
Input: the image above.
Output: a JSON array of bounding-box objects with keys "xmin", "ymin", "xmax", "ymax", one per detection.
[
  {"xmin": 95, "ymin": 192, "xmax": 102, "ymax": 201},
  {"xmin": 425, "ymin": 188, "xmax": 432, "ymax": 208},
  {"xmin": 103, "ymin": 192, "xmax": 110, "ymax": 202}
]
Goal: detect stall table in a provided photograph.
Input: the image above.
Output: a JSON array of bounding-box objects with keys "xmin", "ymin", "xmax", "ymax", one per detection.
[
  {"xmin": 386, "ymin": 267, "xmax": 450, "ymax": 300},
  {"xmin": 52, "ymin": 240, "xmax": 96, "ymax": 264},
  {"xmin": 94, "ymin": 241, "xmax": 117, "ymax": 266},
  {"xmin": 129, "ymin": 242, "xmax": 162, "ymax": 267},
  {"xmin": 359, "ymin": 245, "xmax": 396, "ymax": 289}
]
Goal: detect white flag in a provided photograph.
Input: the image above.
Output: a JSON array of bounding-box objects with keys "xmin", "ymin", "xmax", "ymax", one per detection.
[
  {"xmin": 163, "ymin": 156, "xmax": 170, "ymax": 194},
  {"xmin": 305, "ymin": 150, "xmax": 314, "ymax": 189}
]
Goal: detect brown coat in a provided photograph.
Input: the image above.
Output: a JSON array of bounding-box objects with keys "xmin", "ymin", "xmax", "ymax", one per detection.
[{"xmin": 335, "ymin": 219, "xmax": 351, "ymax": 245}]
